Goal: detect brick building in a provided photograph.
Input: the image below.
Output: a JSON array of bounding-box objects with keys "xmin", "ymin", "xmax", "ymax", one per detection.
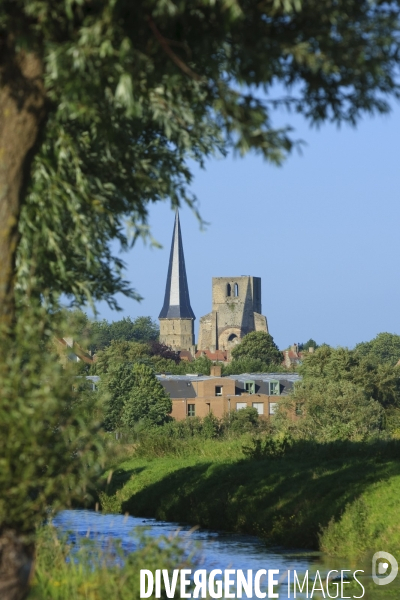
[{"xmin": 157, "ymin": 370, "xmax": 301, "ymax": 420}]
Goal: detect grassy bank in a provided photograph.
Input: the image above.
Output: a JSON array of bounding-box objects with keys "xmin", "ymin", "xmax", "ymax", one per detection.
[{"xmin": 98, "ymin": 436, "xmax": 400, "ymax": 558}]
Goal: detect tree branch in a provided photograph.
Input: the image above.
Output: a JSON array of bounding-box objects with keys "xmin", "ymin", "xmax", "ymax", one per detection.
[{"xmin": 147, "ymin": 17, "xmax": 202, "ymax": 82}]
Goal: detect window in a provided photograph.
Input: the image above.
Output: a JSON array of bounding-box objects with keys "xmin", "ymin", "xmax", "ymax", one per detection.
[
  {"xmin": 226, "ymin": 283, "xmax": 231, "ymax": 297},
  {"xmin": 234, "ymin": 283, "xmax": 239, "ymax": 297},
  {"xmin": 187, "ymin": 404, "xmax": 195, "ymax": 417},
  {"xmin": 269, "ymin": 402, "xmax": 278, "ymax": 415},
  {"xmin": 215, "ymin": 386, "xmax": 223, "ymax": 396},
  {"xmin": 252, "ymin": 402, "xmax": 264, "ymax": 415},
  {"xmin": 236, "ymin": 402, "xmax": 247, "ymax": 411},
  {"xmin": 269, "ymin": 381, "xmax": 280, "ymax": 395},
  {"xmin": 245, "ymin": 381, "xmax": 255, "ymax": 394}
]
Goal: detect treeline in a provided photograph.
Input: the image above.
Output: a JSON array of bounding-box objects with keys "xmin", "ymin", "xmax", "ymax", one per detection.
[
  {"xmin": 273, "ymin": 341, "xmax": 400, "ymax": 444},
  {"xmin": 57, "ymin": 309, "xmax": 160, "ymax": 352},
  {"xmin": 93, "ymin": 330, "xmax": 286, "ymax": 377}
]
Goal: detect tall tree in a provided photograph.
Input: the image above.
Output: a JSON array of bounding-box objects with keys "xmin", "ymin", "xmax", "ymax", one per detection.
[
  {"xmin": 100, "ymin": 362, "xmax": 137, "ymax": 431},
  {"xmin": 1, "ymin": 0, "xmax": 400, "ymax": 323},
  {"xmin": 122, "ymin": 363, "xmax": 172, "ymax": 428}
]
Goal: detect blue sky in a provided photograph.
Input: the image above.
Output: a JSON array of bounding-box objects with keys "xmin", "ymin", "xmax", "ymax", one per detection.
[{"xmin": 96, "ymin": 102, "xmax": 400, "ymax": 350}]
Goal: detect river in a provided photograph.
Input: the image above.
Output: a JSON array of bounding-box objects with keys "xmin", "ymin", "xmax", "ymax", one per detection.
[{"xmin": 53, "ymin": 510, "xmax": 384, "ymax": 599}]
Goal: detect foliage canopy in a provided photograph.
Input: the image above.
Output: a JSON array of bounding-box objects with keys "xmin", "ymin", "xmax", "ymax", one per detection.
[
  {"xmin": 90, "ymin": 317, "xmax": 159, "ymax": 352},
  {"xmin": 231, "ymin": 331, "xmax": 282, "ymax": 366},
  {"xmin": 276, "ymin": 345, "xmax": 400, "ymax": 441},
  {"xmin": 1, "ymin": 0, "xmax": 399, "ymax": 312},
  {"xmin": 122, "ymin": 363, "xmax": 172, "ymax": 428},
  {"xmin": 355, "ymin": 332, "xmax": 400, "ymax": 367}
]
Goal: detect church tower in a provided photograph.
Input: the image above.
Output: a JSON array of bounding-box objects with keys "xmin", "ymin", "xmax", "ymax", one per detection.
[
  {"xmin": 198, "ymin": 276, "xmax": 268, "ymax": 352},
  {"xmin": 159, "ymin": 211, "xmax": 195, "ymax": 352}
]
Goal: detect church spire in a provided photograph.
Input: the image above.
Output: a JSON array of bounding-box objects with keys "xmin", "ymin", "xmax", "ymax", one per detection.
[{"xmin": 159, "ymin": 211, "xmax": 195, "ymax": 320}]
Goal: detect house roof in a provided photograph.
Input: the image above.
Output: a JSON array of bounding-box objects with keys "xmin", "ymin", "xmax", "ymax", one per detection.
[
  {"xmin": 195, "ymin": 349, "xmax": 229, "ymax": 361},
  {"xmin": 179, "ymin": 350, "xmax": 194, "ymax": 362}
]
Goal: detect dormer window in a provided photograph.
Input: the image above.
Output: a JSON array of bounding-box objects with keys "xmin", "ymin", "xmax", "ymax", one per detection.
[
  {"xmin": 245, "ymin": 381, "xmax": 255, "ymax": 394},
  {"xmin": 269, "ymin": 380, "xmax": 280, "ymax": 395}
]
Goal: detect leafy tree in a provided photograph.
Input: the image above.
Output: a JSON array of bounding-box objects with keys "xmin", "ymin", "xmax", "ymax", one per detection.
[
  {"xmin": 151, "ymin": 354, "xmax": 213, "ymax": 375},
  {"xmin": 355, "ymin": 332, "xmax": 400, "ymax": 367},
  {"xmin": 3, "ymin": 0, "xmax": 400, "ymax": 595},
  {"xmin": 94, "ymin": 340, "xmax": 151, "ymax": 374},
  {"xmin": 184, "ymin": 355, "xmax": 213, "ymax": 375},
  {"xmin": 54, "ymin": 309, "xmax": 92, "ymax": 343},
  {"xmin": 90, "ymin": 317, "xmax": 159, "ymax": 352},
  {"xmin": 297, "ymin": 345, "xmax": 400, "ymax": 408},
  {"xmin": 223, "ymin": 357, "xmax": 286, "ymax": 375},
  {"xmin": 128, "ymin": 317, "xmax": 159, "ymax": 344},
  {"xmin": 231, "ymin": 331, "xmax": 282, "ymax": 366},
  {"xmin": 3, "ymin": 0, "xmax": 400, "ymax": 324},
  {"xmin": 122, "ymin": 364, "xmax": 172, "ymax": 428},
  {"xmin": 279, "ymin": 379, "xmax": 384, "ymax": 442},
  {"xmin": 89, "ymin": 319, "xmax": 114, "ymax": 352},
  {"xmin": 275, "ymin": 345, "xmax": 400, "ymax": 440},
  {"xmin": 100, "ymin": 362, "xmax": 137, "ymax": 431},
  {"xmin": 299, "ymin": 339, "xmax": 319, "ymax": 352},
  {"xmin": 150, "ymin": 341, "xmax": 180, "ymax": 363}
]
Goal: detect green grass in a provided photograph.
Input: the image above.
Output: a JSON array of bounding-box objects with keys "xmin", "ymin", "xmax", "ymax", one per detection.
[
  {"xmin": 98, "ymin": 437, "xmax": 400, "ymax": 558},
  {"xmin": 28, "ymin": 524, "xmax": 193, "ymax": 599}
]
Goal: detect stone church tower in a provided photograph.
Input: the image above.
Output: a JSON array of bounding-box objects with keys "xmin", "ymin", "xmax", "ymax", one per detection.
[
  {"xmin": 198, "ymin": 276, "xmax": 268, "ymax": 352},
  {"xmin": 158, "ymin": 211, "xmax": 196, "ymax": 352}
]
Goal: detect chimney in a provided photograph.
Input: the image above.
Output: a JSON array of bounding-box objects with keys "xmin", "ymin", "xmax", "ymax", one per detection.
[{"xmin": 210, "ymin": 365, "xmax": 222, "ymax": 377}]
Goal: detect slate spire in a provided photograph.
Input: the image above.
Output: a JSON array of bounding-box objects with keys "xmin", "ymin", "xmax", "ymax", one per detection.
[{"xmin": 159, "ymin": 211, "xmax": 195, "ymax": 320}]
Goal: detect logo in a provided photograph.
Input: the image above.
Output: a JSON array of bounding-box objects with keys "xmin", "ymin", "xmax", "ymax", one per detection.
[{"xmin": 372, "ymin": 551, "xmax": 398, "ymax": 585}]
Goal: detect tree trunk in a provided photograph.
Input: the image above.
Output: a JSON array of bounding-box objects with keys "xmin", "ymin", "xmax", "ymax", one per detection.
[
  {"xmin": 0, "ymin": 530, "xmax": 34, "ymax": 600},
  {"xmin": 0, "ymin": 45, "xmax": 46, "ymax": 599},
  {"xmin": 0, "ymin": 45, "xmax": 47, "ymax": 332}
]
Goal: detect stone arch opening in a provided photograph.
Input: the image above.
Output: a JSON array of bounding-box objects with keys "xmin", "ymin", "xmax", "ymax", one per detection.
[
  {"xmin": 228, "ymin": 333, "xmax": 238, "ymax": 342},
  {"xmin": 234, "ymin": 283, "xmax": 239, "ymax": 297},
  {"xmin": 226, "ymin": 283, "xmax": 231, "ymax": 297}
]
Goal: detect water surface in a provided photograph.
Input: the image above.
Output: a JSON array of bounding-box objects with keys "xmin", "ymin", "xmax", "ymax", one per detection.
[{"xmin": 53, "ymin": 510, "xmax": 384, "ymax": 599}]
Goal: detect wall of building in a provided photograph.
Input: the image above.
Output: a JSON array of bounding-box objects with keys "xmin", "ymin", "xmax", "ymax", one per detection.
[
  {"xmin": 159, "ymin": 318, "xmax": 195, "ymax": 351},
  {"xmin": 170, "ymin": 393, "xmax": 289, "ymax": 420}
]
